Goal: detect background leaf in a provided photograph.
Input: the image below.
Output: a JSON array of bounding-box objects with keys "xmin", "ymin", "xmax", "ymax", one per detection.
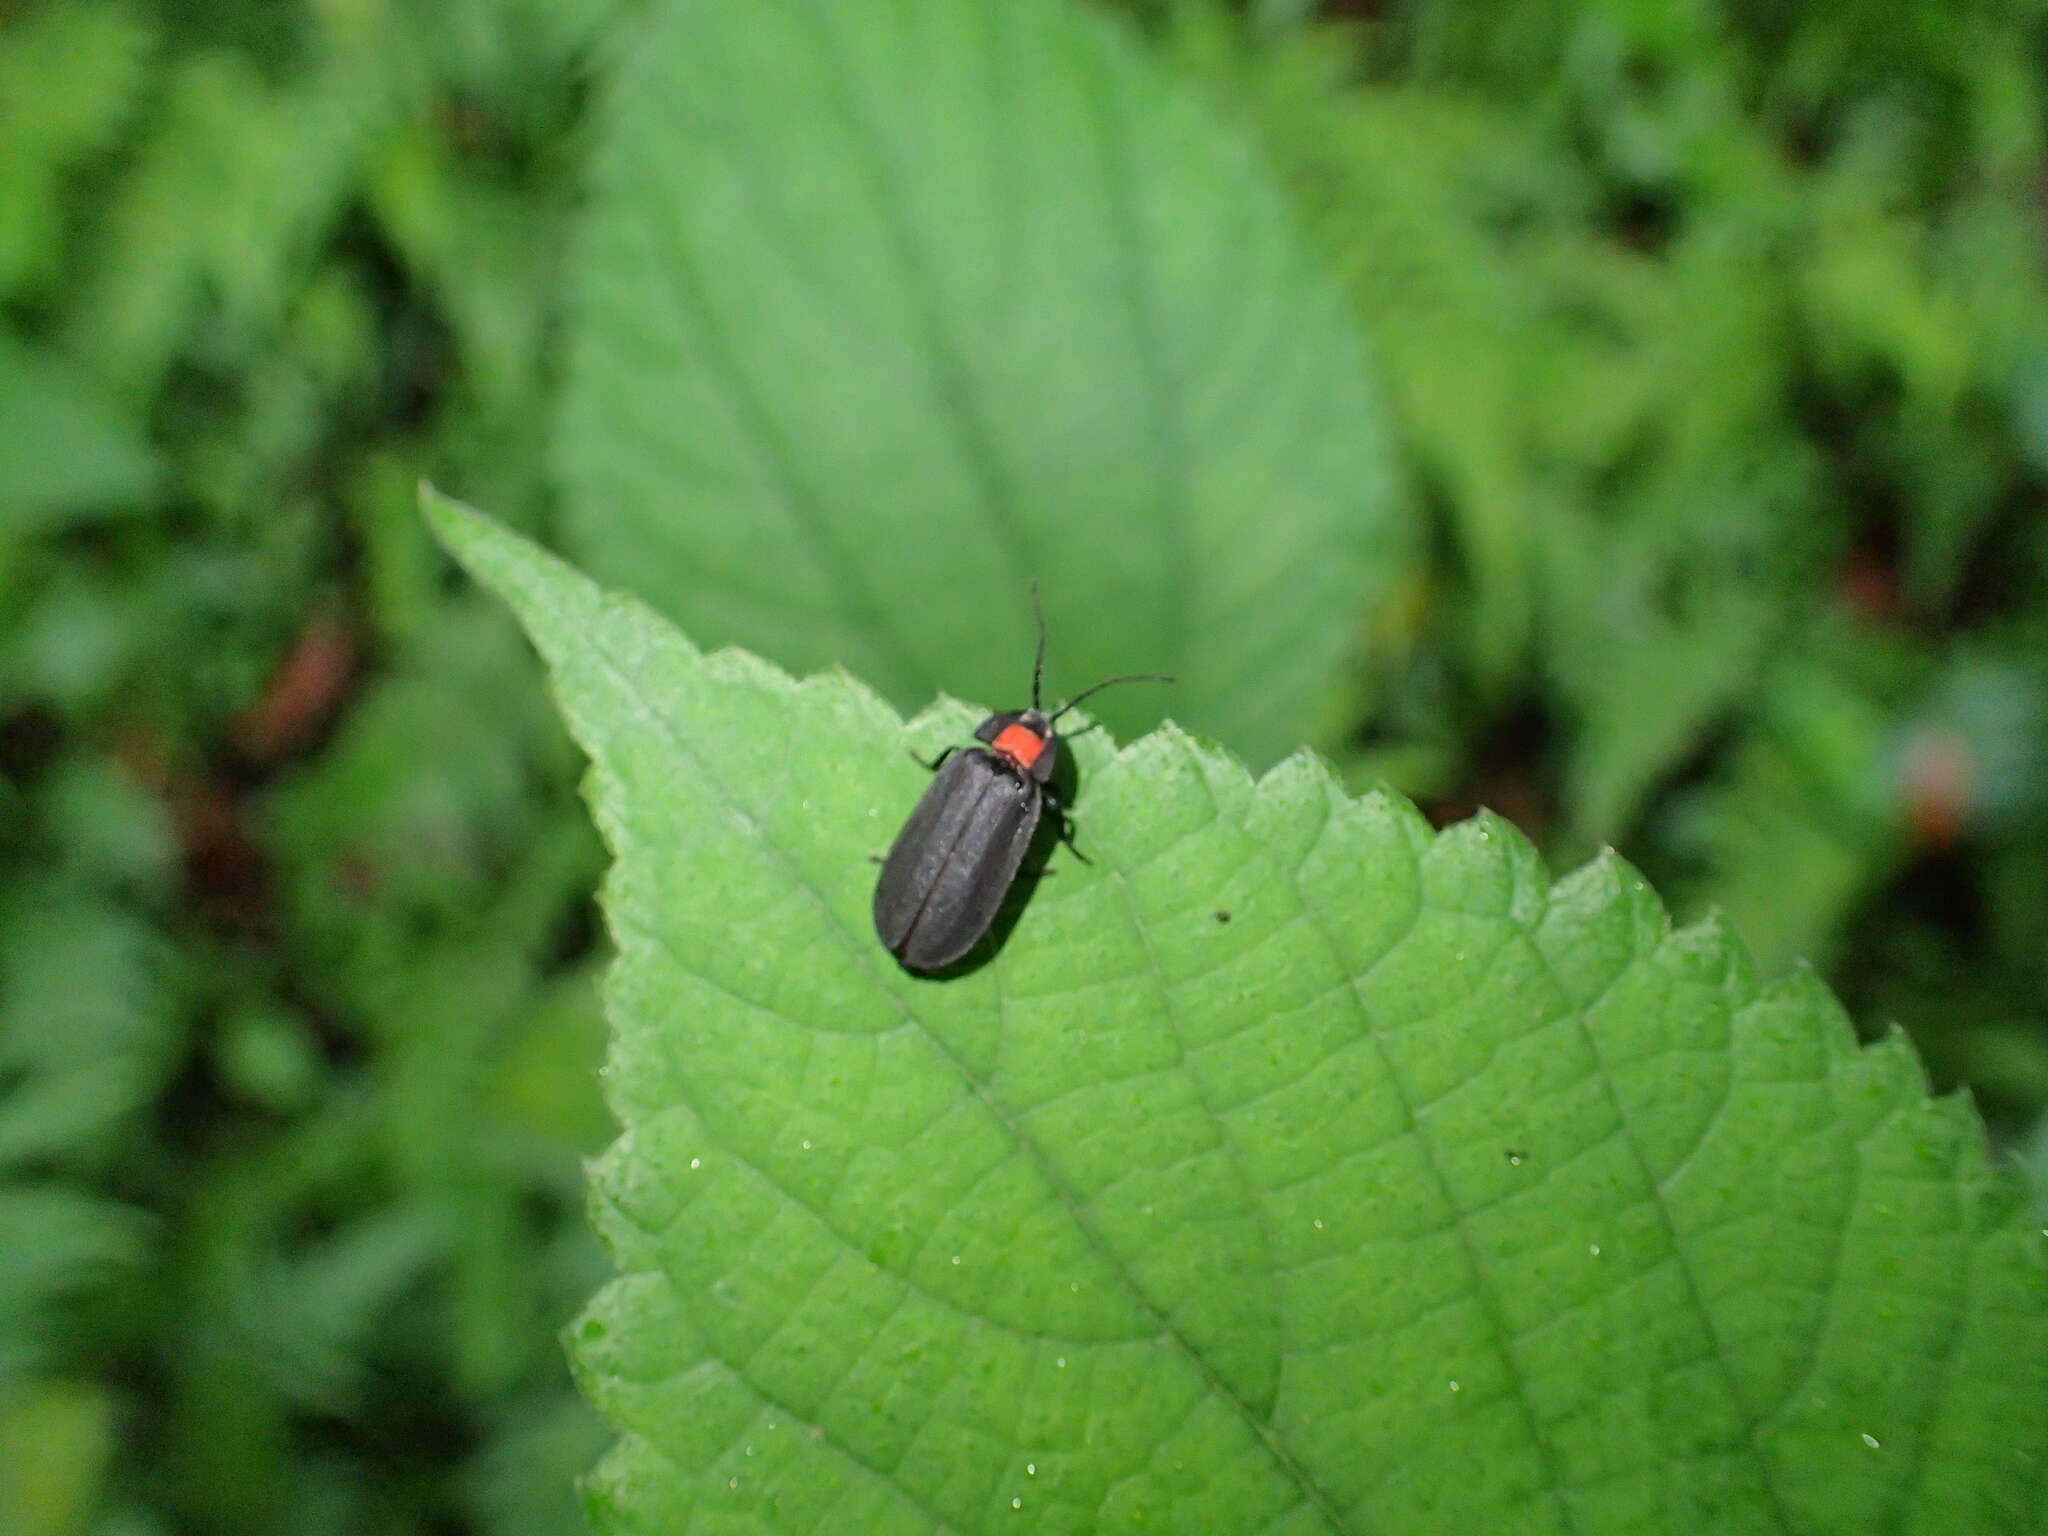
[
  {"xmin": 432, "ymin": 491, "xmax": 2048, "ymax": 1536},
  {"xmin": 0, "ymin": 878, "xmax": 179, "ymax": 1172},
  {"xmin": 557, "ymin": 0, "xmax": 1408, "ymax": 766},
  {"xmin": 0, "ymin": 337, "xmax": 162, "ymax": 531}
]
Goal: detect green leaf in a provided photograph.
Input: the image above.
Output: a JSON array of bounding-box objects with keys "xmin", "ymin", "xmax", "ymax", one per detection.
[
  {"xmin": 428, "ymin": 490, "xmax": 2048, "ymax": 1536},
  {"xmin": 0, "ymin": 1378, "xmax": 116, "ymax": 1536},
  {"xmin": 0, "ymin": 335, "xmax": 160, "ymax": 529},
  {"xmin": 557, "ymin": 0, "xmax": 1405, "ymax": 767},
  {"xmin": 1174, "ymin": 47, "xmax": 1582, "ymax": 694},
  {"xmin": 463, "ymin": 1391, "xmax": 614, "ymax": 1536},
  {"xmin": 0, "ymin": 1, "xmax": 156, "ymax": 298},
  {"xmin": 0, "ymin": 1188, "xmax": 151, "ymax": 1379},
  {"xmin": 1659, "ymin": 626, "xmax": 1905, "ymax": 977},
  {"xmin": 0, "ymin": 880, "xmax": 180, "ymax": 1171},
  {"xmin": 71, "ymin": 45, "xmax": 384, "ymax": 398}
]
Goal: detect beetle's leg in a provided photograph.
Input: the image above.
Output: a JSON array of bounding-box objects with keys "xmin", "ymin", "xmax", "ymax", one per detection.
[
  {"xmin": 1056, "ymin": 820, "xmax": 1091, "ymax": 865},
  {"xmin": 910, "ymin": 745, "xmax": 958, "ymax": 772},
  {"xmin": 1042, "ymin": 790, "xmax": 1091, "ymax": 865}
]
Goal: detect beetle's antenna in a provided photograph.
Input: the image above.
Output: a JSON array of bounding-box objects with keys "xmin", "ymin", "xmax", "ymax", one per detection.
[
  {"xmin": 1051, "ymin": 672, "xmax": 1174, "ymax": 722},
  {"xmin": 1029, "ymin": 579, "xmax": 1047, "ymax": 712}
]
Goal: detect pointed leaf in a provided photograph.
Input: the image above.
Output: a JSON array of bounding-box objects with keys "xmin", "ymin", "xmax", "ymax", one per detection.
[
  {"xmin": 428, "ymin": 489, "xmax": 2048, "ymax": 1536},
  {"xmin": 557, "ymin": 0, "xmax": 1405, "ymax": 766}
]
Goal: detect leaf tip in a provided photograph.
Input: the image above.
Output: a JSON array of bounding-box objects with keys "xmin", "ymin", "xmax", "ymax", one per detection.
[
  {"xmin": 1465, "ymin": 805, "xmax": 1540, "ymax": 859},
  {"xmin": 1260, "ymin": 744, "xmax": 1341, "ymax": 798},
  {"xmin": 417, "ymin": 482, "xmax": 533, "ymax": 598},
  {"xmin": 1123, "ymin": 713, "xmax": 1200, "ymax": 765},
  {"xmin": 417, "ymin": 480, "xmax": 480, "ymax": 546},
  {"xmin": 1550, "ymin": 845, "xmax": 1667, "ymax": 946},
  {"xmin": 1427, "ymin": 807, "xmax": 1549, "ymax": 920}
]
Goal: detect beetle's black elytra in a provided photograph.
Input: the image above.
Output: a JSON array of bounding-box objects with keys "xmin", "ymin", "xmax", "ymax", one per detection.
[{"xmin": 872, "ymin": 587, "xmax": 1169, "ymax": 973}]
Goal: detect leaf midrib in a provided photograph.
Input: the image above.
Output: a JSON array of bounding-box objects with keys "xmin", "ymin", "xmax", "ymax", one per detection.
[
  {"xmin": 621, "ymin": 69, "xmax": 931, "ymax": 699},
  {"xmin": 790, "ymin": 0, "xmax": 1047, "ymax": 596}
]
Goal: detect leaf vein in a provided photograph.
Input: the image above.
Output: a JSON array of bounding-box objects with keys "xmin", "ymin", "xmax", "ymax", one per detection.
[
  {"xmin": 1249, "ymin": 750, "xmax": 1588, "ymax": 1535},
  {"xmin": 580, "ymin": 598, "xmax": 1351, "ymax": 1531},
  {"xmin": 1523, "ymin": 920, "xmax": 1803, "ymax": 1528}
]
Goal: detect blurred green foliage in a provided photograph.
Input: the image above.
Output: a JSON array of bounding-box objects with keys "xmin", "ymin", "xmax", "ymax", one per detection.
[
  {"xmin": 2, "ymin": 0, "xmax": 2046, "ymax": 1532},
  {"xmin": 2, "ymin": 2, "xmax": 625, "ymax": 1532},
  {"xmin": 552, "ymin": 0, "xmax": 1408, "ymax": 769}
]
